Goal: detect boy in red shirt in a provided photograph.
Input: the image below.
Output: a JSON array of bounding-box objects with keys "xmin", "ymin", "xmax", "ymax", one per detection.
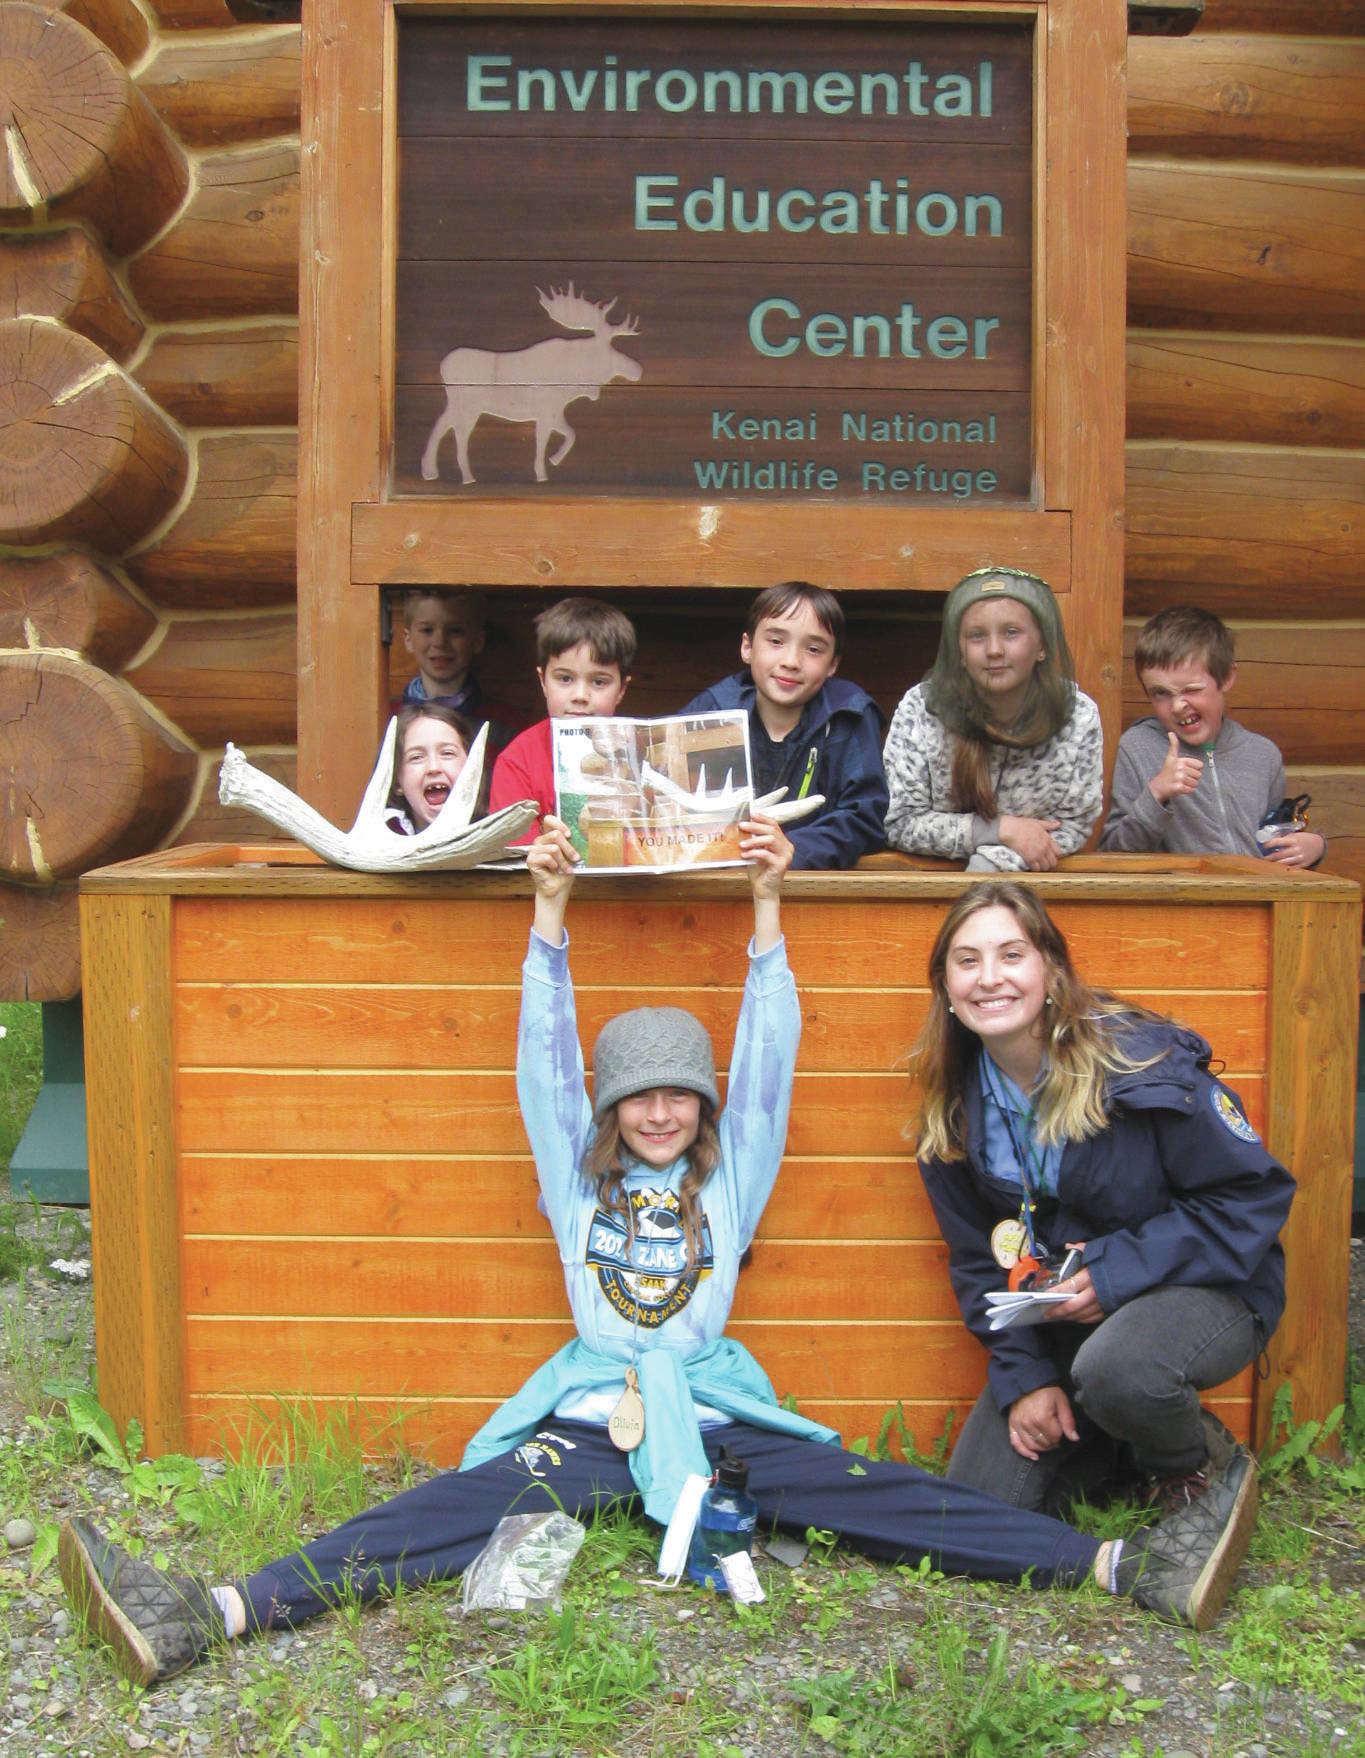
[{"xmin": 489, "ymin": 598, "xmax": 636, "ymax": 837}]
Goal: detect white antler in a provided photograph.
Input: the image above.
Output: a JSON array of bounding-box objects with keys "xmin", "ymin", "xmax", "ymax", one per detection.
[
  {"xmin": 218, "ymin": 719, "xmax": 538, "ymax": 872},
  {"xmin": 751, "ymin": 787, "xmax": 826, "ymax": 826}
]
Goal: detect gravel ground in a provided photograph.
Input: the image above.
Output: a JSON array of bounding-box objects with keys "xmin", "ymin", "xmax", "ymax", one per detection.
[{"xmin": 0, "ymin": 1214, "xmax": 1362, "ymax": 1758}]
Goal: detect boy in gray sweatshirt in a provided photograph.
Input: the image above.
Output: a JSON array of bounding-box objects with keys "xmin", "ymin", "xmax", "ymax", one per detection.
[{"xmin": 1099, "ymin": 607, "xmax": 1324, "ymax": 866}]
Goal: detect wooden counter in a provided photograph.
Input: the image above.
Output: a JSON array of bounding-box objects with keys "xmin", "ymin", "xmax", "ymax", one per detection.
[{"xmin": 80, "ymin": 847, "xmax": 1360, "ymax": 1465}]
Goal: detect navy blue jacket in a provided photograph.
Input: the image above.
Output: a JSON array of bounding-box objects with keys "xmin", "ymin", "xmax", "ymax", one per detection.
[
  {"xmin": 917, "ymin": 1018, "xmax": 1294, "ymax": 1413},
  {"xmin": 682, "ymin": 672, "xmax": 888, "ymax": 870}
]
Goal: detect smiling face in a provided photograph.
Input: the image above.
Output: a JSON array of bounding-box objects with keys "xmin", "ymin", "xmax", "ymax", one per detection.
[
  {"xmin": 537, "ymin": 643, "xmax": 630, "ymax": 719},
  {"xmin": 741, "ymin": 602, "xmax": 840, "ymax": 735},
  {"xmin": 397, "ymin": 714, "xmax": 468, "ymax": 827},
  {"xmin": 616, "ymin": 1087, "xmax": 703, "ymax": 1168},
  {"xmin": 402, "ymin": 595, "xmax": 484, "ymax": 692},
  {"xmin": 1138, "ymin": 658, "xmax": 1235, "ymax": 749},
  {"xmin": 942, "ymin": 903, "xmax": 1050, "ymax": 1082},
  {"xmin": 957, "ymin": 596, "xmax": 1047, "ymax": 724}
]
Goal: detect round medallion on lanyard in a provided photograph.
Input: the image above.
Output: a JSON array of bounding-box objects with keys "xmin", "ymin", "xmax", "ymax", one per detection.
[{"xmin": 990, "ymin": 1217, "xmax": 1028, "ymax": 1269}]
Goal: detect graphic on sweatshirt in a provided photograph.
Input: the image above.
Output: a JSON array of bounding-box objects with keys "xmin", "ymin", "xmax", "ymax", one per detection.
[{"xmin": 586, "ymin": 1188, "xmax": 714, "ymax": 1326}]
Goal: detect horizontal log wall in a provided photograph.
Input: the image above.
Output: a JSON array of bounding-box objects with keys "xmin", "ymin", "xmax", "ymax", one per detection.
[
  {"xmin": 1126, "ymin": 9, "xmax": 1365, "ymax": 902},
  {"xmin": 6, "ymin": 3, "xmax": 1364, "ymax": 998}
]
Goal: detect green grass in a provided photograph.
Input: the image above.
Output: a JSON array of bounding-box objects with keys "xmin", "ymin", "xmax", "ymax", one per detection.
[
  {"xmin": 2, "ymin": 1176, "xmax": 1362, "ymax": 1755},
  {"xmin": 0, "ymin": 999, "xmax": 43, "ymax": 1188}
]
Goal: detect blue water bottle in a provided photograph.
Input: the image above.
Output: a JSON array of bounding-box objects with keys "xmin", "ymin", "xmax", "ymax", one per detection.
[{"xmin": 687, "ymin": 1448, "xmax": 757, "ymax": 1591}]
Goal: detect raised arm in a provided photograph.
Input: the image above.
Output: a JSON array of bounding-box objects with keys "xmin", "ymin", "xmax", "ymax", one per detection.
[
  {"xmin": 740, "ymin": 811, "xmax": 792, "ymax": 951},
  {"xmin": 518, "ymin": 818, "xmax": 591, "ymax": 1244},
  {"xmin": 527, "ymin": 814, "xmax": 578, "ymax": 945},
  {"xmin": 717, "ymin": 814, "xmax": 800, "ymax": 1243}
]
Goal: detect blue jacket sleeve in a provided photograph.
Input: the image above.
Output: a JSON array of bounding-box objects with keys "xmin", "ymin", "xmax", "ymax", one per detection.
[
  {"xmin": 788, "ymin": 699, "xmax": 889, "ymax": 871},
  {"xmin": 917, "ymin": 1152, "xmax": 1065, "ymax": 1412},
  {"xmin": 516, "ymin": 928, "xmax": 596, "ymax": 1251},
  {"xmin": 716, "ymin": 939, "xmax": 801, "ymax": 1248},
  {"xmin": 1082, "ymin": 1075, "xmax": 1295, "ymax": 1318}
]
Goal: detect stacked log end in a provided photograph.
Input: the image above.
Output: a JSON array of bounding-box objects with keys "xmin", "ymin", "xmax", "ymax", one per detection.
[
  {"xmin": 1125, "ymin": 4, "xmax": 1365, "ymax": 895},
  {"xmin": 1, "ymin": 0, "xmax": 301, "ymax": 1000}
]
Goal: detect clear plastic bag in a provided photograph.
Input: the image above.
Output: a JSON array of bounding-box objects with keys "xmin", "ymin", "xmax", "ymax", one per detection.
[{"xmin": 460, "ymin": 1511, "xmax": 587, "ymax": 1614}]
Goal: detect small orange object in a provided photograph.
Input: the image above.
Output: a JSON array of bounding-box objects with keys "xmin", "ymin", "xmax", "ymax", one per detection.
[{"xmin": 1008, "ymin": 1255, "xmax": 1042, "ymax": 1292}]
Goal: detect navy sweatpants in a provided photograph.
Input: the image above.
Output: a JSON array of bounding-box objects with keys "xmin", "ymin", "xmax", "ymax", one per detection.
[{"xmin": 239, "ymin": 1422, "xmax": 1101, "ymax": 1630}]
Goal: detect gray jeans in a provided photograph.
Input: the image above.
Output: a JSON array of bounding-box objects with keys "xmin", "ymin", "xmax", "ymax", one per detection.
[{"xmin": 945, "ymin": 1285, "xmax": 1260, "ymax": 1515}]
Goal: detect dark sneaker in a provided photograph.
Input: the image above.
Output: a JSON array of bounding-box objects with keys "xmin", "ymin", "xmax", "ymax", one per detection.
[
  {"xmin": 1117, "ymin": 1448, "xmax": 1258, "ymax": 1630},
  {"xmin": 58, "ymin": 1517, "xmax": 219, "ymax": 1686},
  {"xmin": 1199, "ymin": 1409, "xmax": 1240, "ymax": 1472},
  {"xmin": 1146, "ymin": 1411, "xmax": 1247, "ymax": 1514}
]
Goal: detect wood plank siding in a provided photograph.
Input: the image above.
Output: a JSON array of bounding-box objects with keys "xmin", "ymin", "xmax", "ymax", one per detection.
[{"xmin": 80, "ymin": 857, "xmax": 1357, "ymax": 1466}]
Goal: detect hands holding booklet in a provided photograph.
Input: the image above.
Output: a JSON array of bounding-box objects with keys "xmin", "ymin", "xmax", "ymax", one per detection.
[{"xmin": 986, "ymin": 1248, "xmax": 1084, "ymax": 1331}]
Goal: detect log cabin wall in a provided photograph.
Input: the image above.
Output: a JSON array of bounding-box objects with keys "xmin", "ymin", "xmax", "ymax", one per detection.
[
  {"xmin": 1125, "ymin": 0, "xmax": 1365, "ymax": 899},
  {"xmin": 0, "ymin": 0, "xmax": 303, "ymax": 1000},
  {"xmin": 4, "ymin": 0, "xmax": 1363, "ymax": 1003}
]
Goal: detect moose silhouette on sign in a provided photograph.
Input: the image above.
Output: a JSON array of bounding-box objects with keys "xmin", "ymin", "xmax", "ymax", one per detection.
[{"xmin": 419, "ymin": 285, "xmax": 643, "ymax": 486}]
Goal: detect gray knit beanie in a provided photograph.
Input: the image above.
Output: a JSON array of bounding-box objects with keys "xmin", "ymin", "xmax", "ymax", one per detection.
[{"xmin": 592, "ymin": 1007, "xmax": 718, "ymax": 1119}]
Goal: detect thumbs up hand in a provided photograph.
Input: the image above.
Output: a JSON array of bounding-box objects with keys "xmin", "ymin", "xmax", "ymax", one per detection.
[{"xmin": 1150, "ymin": 731, "xmax": 1204, "ymax": 804}]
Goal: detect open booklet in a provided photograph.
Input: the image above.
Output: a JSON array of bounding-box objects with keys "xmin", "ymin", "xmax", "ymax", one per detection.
[
  {"xmin": 984, "ymin": 1248, "xmax": 1084, "ymax": 1331},
  {"xmin": 984, "ymin": 1289, "xmax": 1076, "ymax": 1331},
  {"xmin": 552, "ymin": 712, "xmax": 754, "ymax": 873}
]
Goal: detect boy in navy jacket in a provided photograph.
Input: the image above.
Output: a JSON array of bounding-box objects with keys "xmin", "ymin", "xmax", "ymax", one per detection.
[{"xmin": 682, "ymin": 582, "xmax": 888, "ymax": 870}]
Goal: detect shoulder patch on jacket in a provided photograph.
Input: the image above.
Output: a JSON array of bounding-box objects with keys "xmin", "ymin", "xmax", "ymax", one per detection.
[{"xmin": 1211, "ymin": 1084, "xmax": 1260, "ymax": 1144}]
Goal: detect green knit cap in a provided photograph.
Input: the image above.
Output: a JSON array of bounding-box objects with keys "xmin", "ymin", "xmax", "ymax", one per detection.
[{"xmin": 924, "ymin": 567, "xmax": 1075, "ymax": 746}]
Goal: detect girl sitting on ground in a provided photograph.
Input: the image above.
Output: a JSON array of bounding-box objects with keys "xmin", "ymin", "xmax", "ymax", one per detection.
[
  {"xmin": 60, "ymin": 824, "xmax": 1258, "ymax": 1687},
  {"xmin": 910, "ymin": 879, "xmax": 1293, "ymax": 1517},
  {"xmin": 883, "ymin": 568, "xmax": 1103, "ymax": 871}
]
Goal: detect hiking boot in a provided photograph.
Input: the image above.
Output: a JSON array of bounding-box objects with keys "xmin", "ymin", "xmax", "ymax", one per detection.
[
  {"xmin": 58, "ymin": 1517, "xmax": 220, "ymax": 1686},
  {"xmin": 1116, "ymin": 1447, "xmax": 1258, "ymax": 1630},
  {"xmin": 1146, "ymin": 1411, "xmax": 1246, "ymax": 1514}
]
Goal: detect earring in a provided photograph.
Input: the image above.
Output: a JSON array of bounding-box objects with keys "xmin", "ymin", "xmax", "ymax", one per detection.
[
  {"xmin": 1044, "ymin": 996, "xmax": 1055, "ymax": 1007},
  {"xmin": 947, "ymin": 1003, "xmax": 955, "ymax": 1015}
]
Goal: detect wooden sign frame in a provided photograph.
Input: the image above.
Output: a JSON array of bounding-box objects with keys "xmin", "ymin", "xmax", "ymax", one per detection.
[{"xmin": 300, "ymin": 0, "xmax": 1126, "ymax": 821}]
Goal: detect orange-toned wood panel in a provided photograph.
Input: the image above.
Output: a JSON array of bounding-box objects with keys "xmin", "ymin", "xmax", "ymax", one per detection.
[
  {"xmin": 174, "ymin": 981, "xmax": 1268, "ymax": 1075},
  {"xmin": 184, "ymin": 1318, "xmax": 979, "ymax": 1403},
  {"xmin": 1261, "ymin": 898, "xmax": 1361, "ymax": 1447},
  {"xmin": 182, "ymin": 1237, "xmax": 961, "ymax": 1322},
  {"xmin": 175, "ymin": 897, "xmax": 1272, "ymax": 990},
  {"xmin": 80, "ymin": 893, "xmax": 186, "ymax": 1455},
  {"xmin": 181, "ymin": 1155, "xmax": 939, "ymax": 1242},
  {"xmin": 175, "ymin": 1068, "xmax": 1267, "ymax": 1158},
  {"xmin": 184, "ymin": 1317, "xmax": 575, "ymax": 1397}
]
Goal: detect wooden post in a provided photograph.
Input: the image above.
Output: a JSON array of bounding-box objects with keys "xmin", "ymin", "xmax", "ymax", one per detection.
[
  {"xmin": 80, "ymin": 892, "xmax": 186, "ymax": 1455},
  {"xmin": 1261, "ymin": 893, "xmax": 1362, "ymax": 1449},
  {"xmin": 297, "ymin": 0, "xmax": 387, "ymax": 820}
]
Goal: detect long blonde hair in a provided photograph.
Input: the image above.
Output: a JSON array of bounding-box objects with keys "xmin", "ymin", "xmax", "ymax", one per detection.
[
  {"xmin": 583, "ymin": 1105, "xmax": 722, "ymax": 1275},
  {"xmin": 908, "ymin": 881, "xmax": 1164, "ymax": 1162}
]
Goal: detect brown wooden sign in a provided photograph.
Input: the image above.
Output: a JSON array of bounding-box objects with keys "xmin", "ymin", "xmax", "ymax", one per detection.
[{"xmin": 395, "ymin": 16, "xmax": 1033, "ymax": 502}]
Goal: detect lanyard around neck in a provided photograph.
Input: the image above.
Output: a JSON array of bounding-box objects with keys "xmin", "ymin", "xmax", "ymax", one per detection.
[{"xmin": 985, "ymin": 1058, "xmax": 1050, "ymax": 1260}]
